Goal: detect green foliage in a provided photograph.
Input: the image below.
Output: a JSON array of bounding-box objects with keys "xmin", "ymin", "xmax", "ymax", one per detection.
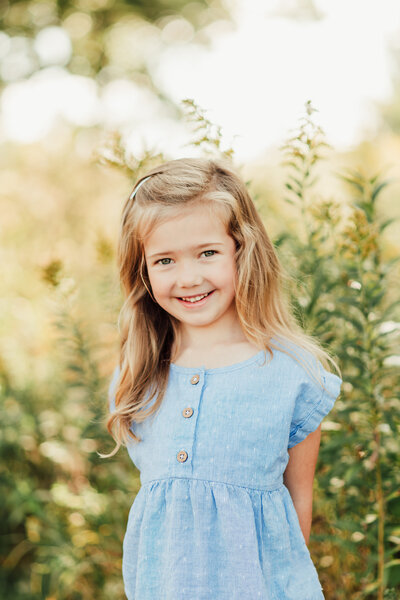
[
  {"xmin": 95, "ymin": 130, "xmax": 167, "ymax": 183},
  {"xmin": 181, "ymin": 98, "xmax": 235, "ymax": 160},
  {"xmin": 280, "ymin": 101, "xmax": 400, "ymax": 599},
  {"xmin": 1, "ymin": 270, "xmax": 139, "ymax": 598},
  {"xmin": 0, "ymin": 0, "xmax": 229, "ymax": 82},
  {"xmin": 95, "ymin": 97, "xmax": 236, "ymax": 189}
]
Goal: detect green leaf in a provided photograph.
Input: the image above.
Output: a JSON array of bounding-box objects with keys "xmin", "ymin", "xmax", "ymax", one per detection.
[
  {"xmin": 335, "ymin": 172, "xmax": 365, "ymax": 194},
  {"xmin": 371, "ymin": 180, "xmax": 389, "ymax": 202},
  {"xmin": 385, "ymin": 559, "xmax": 400, "ymax": 568},
  {"xmin": 282, "ymin": 160, "xmax": 302, "ymax": 172},
  {"xmin": 287, "ymin": 175, "xmax": 303, "ymax": 188},
  {"xmin": 317, "ymin": 309, "xmax": 365, "ymax": 332},
  {"xmin": 378, "ymin": 217, "xmax": 399, "ymax": 233},
  {"xmin": 373, "ymin": 300, "xmax": 400, "ymax": 323},
  {"xmin": 369, "ymin": 290, "xmax": 386, "ymax": 308}
]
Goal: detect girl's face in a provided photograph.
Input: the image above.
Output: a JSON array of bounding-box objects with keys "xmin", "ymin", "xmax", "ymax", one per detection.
[{"xmin": 143, "ymin": 203, "xmax": 239, "ymax": 334}]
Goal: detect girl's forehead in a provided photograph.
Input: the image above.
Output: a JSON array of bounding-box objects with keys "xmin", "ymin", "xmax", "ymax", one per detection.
[{"xmin": 142, "ymin": 202, "xmax": 229, "ymax": 242}]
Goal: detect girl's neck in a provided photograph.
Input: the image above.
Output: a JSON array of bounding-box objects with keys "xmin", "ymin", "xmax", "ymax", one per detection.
[
  {"xmin": 171, "ymin": 316, "xmax": 256, "ymax": 365},
  {"xmin": 170, "ymin": 339, "xmax": 262, "ymax": 369},
  {"xmin": 173, "ymin": 310, "xmax": 247, "ymax": 355}
]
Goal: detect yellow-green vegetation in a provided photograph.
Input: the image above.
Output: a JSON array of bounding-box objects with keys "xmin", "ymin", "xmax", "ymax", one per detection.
[
  {"xmin": 0, "ymin": 0, "xmax": 229, "ymax": 83},
  {"xmin": 1, "ymin": 102, "xmax": 399, "ymax": 599}
]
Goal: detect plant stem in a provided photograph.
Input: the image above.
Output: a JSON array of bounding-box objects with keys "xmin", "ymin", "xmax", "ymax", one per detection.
[{"xmin": 374, "ymin": 426, "xmax": 385, "ymax": 600}]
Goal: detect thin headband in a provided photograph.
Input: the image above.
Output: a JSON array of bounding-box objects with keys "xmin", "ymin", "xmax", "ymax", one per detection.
[{"xmin": 129, "ymin": 175, "xmax": 153, "ymax": 200}]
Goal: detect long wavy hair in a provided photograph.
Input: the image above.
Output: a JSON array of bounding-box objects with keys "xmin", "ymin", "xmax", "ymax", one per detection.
[{"xmin": 104, "ymin": 156, "xmax": 341, "ymax": 457}]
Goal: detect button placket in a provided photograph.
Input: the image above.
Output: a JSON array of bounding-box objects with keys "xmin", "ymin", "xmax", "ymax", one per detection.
[{"xmin": 176, "ymin": 371, "xmax": 204, "ymax": 471}]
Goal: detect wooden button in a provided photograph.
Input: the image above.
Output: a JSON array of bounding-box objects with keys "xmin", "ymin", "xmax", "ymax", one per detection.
[
  {"xmin": 182, "ymin": 407, "xmax": 193, "ymax": 418},
  {"xmin": 177, "ymin": 450, "xmax": 188, "ymax": 463},
  {"xmin": 190, "ymin": 374, "xmax": 200, "ymax": 385}
]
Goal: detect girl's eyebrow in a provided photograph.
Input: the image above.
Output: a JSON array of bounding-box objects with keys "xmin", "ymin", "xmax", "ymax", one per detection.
[{"xmin": 148, "ymin": 242, "xmax": 224, "ymax": 260}]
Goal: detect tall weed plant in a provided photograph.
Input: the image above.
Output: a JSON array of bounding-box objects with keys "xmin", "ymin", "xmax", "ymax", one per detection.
[{"xmin": 279, "ymin": 101, "xmax": 400, "ymax": 599}]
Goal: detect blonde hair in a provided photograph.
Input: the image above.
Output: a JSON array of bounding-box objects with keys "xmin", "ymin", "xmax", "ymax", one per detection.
[{"xmin": 104, "ymin": 157, "xmax": 341, "ymax": 457}]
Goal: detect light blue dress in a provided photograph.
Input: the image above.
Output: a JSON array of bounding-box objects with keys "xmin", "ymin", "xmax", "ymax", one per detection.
[{"xmin": 108, "ymin": 341, "xmax": 342, "ymax": 600}]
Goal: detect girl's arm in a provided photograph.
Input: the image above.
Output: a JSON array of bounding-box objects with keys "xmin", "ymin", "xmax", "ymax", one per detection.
[{"xmin": 283, "ymin": 424, "xmax": 322, "ymax": 546}]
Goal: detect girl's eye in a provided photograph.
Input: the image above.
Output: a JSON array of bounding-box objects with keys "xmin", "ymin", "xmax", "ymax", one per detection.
[
  {"xmin": 155, "ymin": 250, "xmax": 217, "ymax": 266},
  {"xmin": 157, "ymin": 258, "xmax": 172, "ymax": 265}
]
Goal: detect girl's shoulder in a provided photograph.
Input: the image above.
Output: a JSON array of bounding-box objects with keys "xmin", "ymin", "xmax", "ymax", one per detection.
[
  {"xmin": 270, "ymin": 337, "xmax": 342, "ymax": 392},
  {"xmin": 269, "ymin": 336, "xmax": 316, "ymax": 371}
]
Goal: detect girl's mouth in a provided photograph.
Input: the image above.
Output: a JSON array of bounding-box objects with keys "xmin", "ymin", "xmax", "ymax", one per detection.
[{"xmin": 177, "ymin": 290, "xmax": 215, "ymax": 307}]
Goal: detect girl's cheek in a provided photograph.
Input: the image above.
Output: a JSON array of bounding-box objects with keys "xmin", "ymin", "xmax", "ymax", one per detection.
[{"xmin": 152, "ymin": 275, "xmax": 172, "ymax": 293}]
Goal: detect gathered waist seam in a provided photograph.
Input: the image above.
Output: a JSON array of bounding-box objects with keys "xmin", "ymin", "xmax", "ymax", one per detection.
[{"xmin": 141, "ymin": 476, "xmax": 283, "ymax": 493}]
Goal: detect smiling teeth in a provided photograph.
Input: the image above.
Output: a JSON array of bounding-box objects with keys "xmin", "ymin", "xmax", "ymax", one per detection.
[{"xmin": 181, "ymin": 292, "xmax": 209, "ymax": 302}]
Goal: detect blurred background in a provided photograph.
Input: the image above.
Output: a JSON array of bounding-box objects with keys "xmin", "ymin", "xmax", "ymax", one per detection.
[{"xmin": 1, "ymin": 0, "xmax": 400, "ymax": 598}]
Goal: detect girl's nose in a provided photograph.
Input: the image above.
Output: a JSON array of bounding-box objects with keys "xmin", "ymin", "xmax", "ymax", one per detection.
[{"xmin": 176, "ymin": 260, "xmax": 203, "ymax": 288}]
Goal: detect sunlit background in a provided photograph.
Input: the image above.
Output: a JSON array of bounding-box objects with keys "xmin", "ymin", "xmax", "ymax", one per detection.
[
  {"xmin": 1, "ymin": 0, "xmax": 400, "ymax": 157},
  {"xmin": 1, "ymin": 1, "xmax": 400, "ymax": 598}
]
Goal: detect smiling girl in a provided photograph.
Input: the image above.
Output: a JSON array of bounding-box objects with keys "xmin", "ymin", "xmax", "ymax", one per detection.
[{"xmin": 104, "ymin": 157, "xmax": 342, "ymax": 599}]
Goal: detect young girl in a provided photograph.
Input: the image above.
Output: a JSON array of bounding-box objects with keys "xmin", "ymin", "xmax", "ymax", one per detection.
[{"xmin": 105, "ymin": 157, "xmax": 343, "ymax": 599}]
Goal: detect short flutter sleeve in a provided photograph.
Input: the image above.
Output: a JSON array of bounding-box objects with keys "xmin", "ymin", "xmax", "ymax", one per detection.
[
  {"xmin": 288, "ymin": 360, "xmax": 342, "ymax": 449},
  {"xmin": 108, "ymin": 364, "xmax": 120, "ymax": 414}
]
